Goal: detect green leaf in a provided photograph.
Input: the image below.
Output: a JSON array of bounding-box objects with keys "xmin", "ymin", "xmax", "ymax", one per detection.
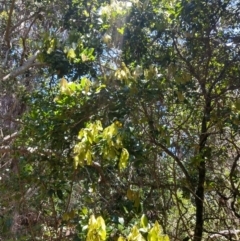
[
  {"xmin": 62, "ymin": 212, "xmax": 70, "ymax": 221},
  {"xmin": 56, "ymin": 189, "xmax": 63, "ymax": 200},
  {"xmin": 177, "ymin": 91, "xmax": 184, "ymax": 102},
  {"xmin": 47, "ymin": 189, "xmax": 55, "ymax": 197},
  {"xmin": 81, "ymin": 207, "xmax": 88, "ymax": 215},
  {"xmin": 140, "ymin": 214, "xmax": 148, "ymax": 229},
  {"xmin": 117, "ymin": 27, "xmax": 125, "ymax": 35},
  {"xmin": 235, "ymin": 100, "xmax": 240, "ymax": 110}
]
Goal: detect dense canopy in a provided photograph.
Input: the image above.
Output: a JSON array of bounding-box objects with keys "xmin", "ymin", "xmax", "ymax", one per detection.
[{"xmin": 0, "ymin": 0, "xmax": 240, "ymax": 240}]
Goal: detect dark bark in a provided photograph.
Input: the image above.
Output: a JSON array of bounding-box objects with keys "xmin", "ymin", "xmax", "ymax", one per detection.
[
  {"xmin": 193, "ymin": 99, "xmax": 211, "ymax": 241},
  {"xmin": 194, "ymin": 160, "xmax": 206, "ymax": 241}
]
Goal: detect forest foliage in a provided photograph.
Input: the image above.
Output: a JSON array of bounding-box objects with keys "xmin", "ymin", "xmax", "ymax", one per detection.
[{"xmin": 0, "ymin": 0, "xmax": 240, "ymax": 240}]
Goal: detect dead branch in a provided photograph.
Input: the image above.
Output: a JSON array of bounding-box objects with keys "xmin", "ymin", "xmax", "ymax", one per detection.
[
  {"xmin": 1, "ymin": 132, "xmax": 18, "ymax": 144},
  {"xmin": 209, "ymin": 229, "xmax": 240, "ymax": 239},
  {"xmin": 2, "ymin": 50, "xmax": 40, "ymax": 81}
]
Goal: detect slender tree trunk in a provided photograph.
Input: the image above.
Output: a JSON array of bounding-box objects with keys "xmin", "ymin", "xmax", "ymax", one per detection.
[
  {"xmin": 194, "ymin": 161, "xmax": 206, "ymax": 241},
  {"xmin": 193, "ymin": 99, "xmax": 211, "ymax": 241}
]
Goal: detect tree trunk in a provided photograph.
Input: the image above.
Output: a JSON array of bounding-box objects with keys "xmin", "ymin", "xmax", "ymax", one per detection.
[
  {"xmin": 194, "ymin": 161, "xmax": 206, "ymax": 241},
  {"xmin": 193, "ymin": 99, "xmax": 211, "ymax": 241}
]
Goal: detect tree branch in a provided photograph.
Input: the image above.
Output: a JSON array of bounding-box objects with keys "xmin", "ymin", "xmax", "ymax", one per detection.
[
  {"xmin": 209, "ymin": 229, "xmax": 240, "ymax": 239},
  {"xmin": 1, "ymin": 132, "xmax": 18, "ymax": 144},
  {"xmin": 0, "ymin": 145, "xmax": 56, "ymax": 156},
  {"xmin": 4, "ymin": 0, "xmax": 16, "ymax": 48},
  {"xmin": 140, "ymin": 101, "xmax": 193, "ymax": 187},
  {"xmin": 2, "ymin": 50, "xmax": 40, "ymax": 81}
]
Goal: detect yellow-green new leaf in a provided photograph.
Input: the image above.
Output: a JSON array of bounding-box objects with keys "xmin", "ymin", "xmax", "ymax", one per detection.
[
  {"xmin": 96, "ymin": 216, "xmax": 106, "ymax": 240},
  {"xmin": 88, "ymin": 215, "xmax": 96, "ymax": 228},
  {"xmin": 87, "ymin": 215, "xmax": 106, "ymax": 241},
  {"xmin": 118, "ymin": 236, "xmax": 126, "ymax": 241},
  {"xmin": 127, "ymin": 188, "xmax": 136, "ymax": 201},
  {"xmin": 119, "ymin": 148, "xmax": 129, "ymax": 171},
  {"xmin": 147, "ymin": 221, "xmax": 169, "ymax": 241},
  {"xmin": 67, "ymin": 48, "xmax": 76, "ymax": 59},
  {"xmin": 60, "ymin": 78, "xmax": 72, "ymax": 95},
  {"xmin": 140, "ymin": 214, "xmax": 148, "ymax": 229},
  {"xmin": 80, "ymin": 77, "xmax": 92, "ymax": 92},
  {"xmin": 102, "ymin": 123, "xmax": 118, "ymax": 140},
  {"xmin": 148, "ymin": 221, "xmax": 161, "ymax": 241},
  {"xmin": 86, "ymin": 149, "xmax": 92, "ymax": 165},
  {"xmin": 81, "ymin": 53, "xmax": 88, "ymax": 62},
  {"xmin": 128, "ymin": 226, "xmax": 145, "ymax": 241},
  {"xmin": 73, "ymin": 156, "xmax": 79, "ymax": 169}
]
